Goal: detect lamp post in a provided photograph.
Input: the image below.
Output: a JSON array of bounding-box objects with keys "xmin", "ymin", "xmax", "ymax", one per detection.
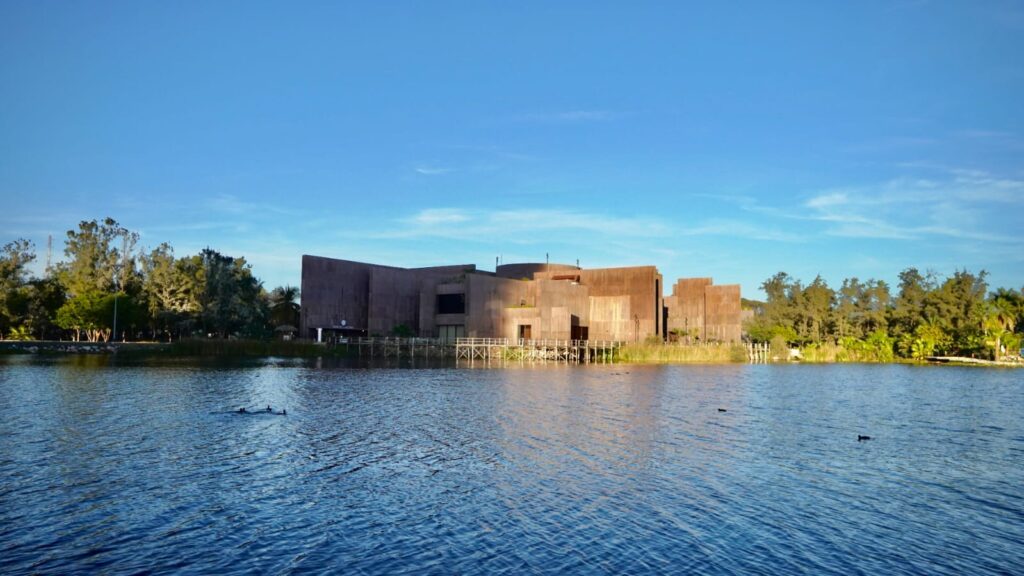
[{"xmin": 112, "ymin": 292, "xmax": 118, "ymax": 343}]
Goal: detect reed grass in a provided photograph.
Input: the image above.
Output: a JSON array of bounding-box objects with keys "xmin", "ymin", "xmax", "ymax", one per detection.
[{"xmin": 616, "ymin": 343, "xmax": 748, "ymax": 364}]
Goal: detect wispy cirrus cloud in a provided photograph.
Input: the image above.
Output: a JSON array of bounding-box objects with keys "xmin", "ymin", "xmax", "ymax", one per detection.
[
  {"xmin": 799, "ymin": 168, "xmax": 1024, "ymax": 242},
  {"xmin": 702, "ymin": 166, "xmax": 1024, "ymax": 247},
  {"xmin": 409, "ymin": 208, "xmax": 471, "ymax": 225},
  {"xmin": 379, "ymin": 208, "xmax": 669, "ymax": 241},
  {"xmin": 414, "ymin": 166, "xmax": 455, "ymax": 175},
  {"xmin": 346, "ymin": 208, "xmax": 802, "ymax": 247}
]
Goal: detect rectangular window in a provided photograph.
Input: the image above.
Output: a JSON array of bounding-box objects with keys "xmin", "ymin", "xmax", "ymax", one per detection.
[
  {"xmin": 437, "ymin": 293, "xmax": 465, "ymax": 314},
  {"xmin": 438, "ymin": 324, "xmax": 465, "ymax": 342}
]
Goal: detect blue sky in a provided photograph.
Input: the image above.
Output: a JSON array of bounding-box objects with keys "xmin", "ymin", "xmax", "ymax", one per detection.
[{"xmin": 2, "ymin": 1, "xmax": 1023, "ymax": 298}]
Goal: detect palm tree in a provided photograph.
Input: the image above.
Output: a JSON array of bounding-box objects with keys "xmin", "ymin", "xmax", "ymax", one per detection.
[
  {"xmin": 985, "ymin": 304, "xmax": 1016, "ymax": 361},
  {"xmin": 269, "ymin": 285, "xmax": 300, "ymax": 329}
]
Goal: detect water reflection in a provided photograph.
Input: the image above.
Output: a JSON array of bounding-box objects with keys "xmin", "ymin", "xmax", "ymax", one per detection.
[{"xmin": 0, "ymin": 357, "xmax": 1022, "ymax": 574}]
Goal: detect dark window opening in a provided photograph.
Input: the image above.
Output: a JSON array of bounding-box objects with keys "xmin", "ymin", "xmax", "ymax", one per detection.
[
  {"xmin": 437, "ymin": 293, "xmax": 465, "ymax": 314},
  {"xmin": 519, "ymin": 325, "xmax": 532, "ymax": 340}
]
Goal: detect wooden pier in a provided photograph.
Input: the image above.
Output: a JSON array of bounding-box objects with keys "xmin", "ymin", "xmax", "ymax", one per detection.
[
  {"xmin": 351, "ymin": 337, "xmax": 769, "ymax": 365},
  {"xmin": 455, "ymin": 338, "xmax": 621, "ymax": 365},
  {"xmin": 746, "ymin": 342, "xmax": 771, "ymax": 363}
]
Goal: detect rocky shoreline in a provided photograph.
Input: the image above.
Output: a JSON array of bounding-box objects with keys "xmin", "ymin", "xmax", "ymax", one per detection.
[{"xmin": 0, "ymin": 341, "xmax": 170, "ymax": 354}]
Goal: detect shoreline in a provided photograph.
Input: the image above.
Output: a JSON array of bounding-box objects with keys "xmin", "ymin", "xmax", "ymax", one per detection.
[{"xmin": 2, "ymin": 340, "xmax": 1021, "ymax": 368}]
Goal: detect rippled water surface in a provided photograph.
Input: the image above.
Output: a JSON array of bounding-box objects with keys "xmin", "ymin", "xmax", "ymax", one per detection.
[{"xmin": 1, "ymin": 356, "xmax": 1022, "ymax": 575}]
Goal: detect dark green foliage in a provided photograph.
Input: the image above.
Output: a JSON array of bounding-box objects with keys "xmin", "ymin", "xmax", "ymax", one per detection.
[
  {"xmin": 0, "ymin": 239, "xmax": 36, "ymax": 336},
  {"xmin": 391, "ymin": 324, "xmax": 414, "ymax": 337},
  {"xmin": 197, "ymin": 248, "xmax": 268, "ymax": 338},
  {"xmin": 746, "ymin": 268, "xmax": 1012, "ymax": 360},
  {"xmin": 269, "ymin": 285, "xmax": 301, "ymax": 329},
  {"xmin": 0, "ymin": 217, "xmax": 284, "ymax": 343}
]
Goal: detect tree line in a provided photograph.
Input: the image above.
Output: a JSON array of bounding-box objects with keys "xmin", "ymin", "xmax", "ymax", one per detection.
[
  {"xmin": 745, "ymin": 269, "xmax": 1023, "ymax": 361},
  {"xmin": 0, "ymin": 218, "xmax": 300, "ymax": 342}
]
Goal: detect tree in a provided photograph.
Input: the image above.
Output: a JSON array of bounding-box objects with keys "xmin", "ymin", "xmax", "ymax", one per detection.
[
  {"xmin": 60, "ymin": 218, "xmax": 139, "ymax": 297},
  {"xmin": 0, "ymin": 239, "xmax": 36, "ymax": 336},
  {"xmin": 928, "ymin": 270, "xmax": 988, "ymax": 355},
  {"xmin": 890, "ymin": 268, "xmax": 931, "ymax": 338},
  {"xmin": 141, "ymin": 243, "xmax": 202, "ymax": 339},
  {"xmin": 746, "ymin": 272, "xmax": 799, "ymax": 343},
  {"xmin": 21, "ymin": 277, "xmax": 65, "ymax": 339},
  {"xmin": 985, "ymin": 302, "xmax": 1017, "ymax": 360},
  {"xmin": 268, "ymin": 285, "xmax": 300, "ymax": 329},
  {"xmin": 55, "ymin": 291, "xmax": 107, "ymax": 342},
  {"xmin": 198, "ymin": 248, "xmax": 268, "ymax": 338},
  {"xmin": 800, "ymin": 275, "xmax": 834, "ymax": 343}
]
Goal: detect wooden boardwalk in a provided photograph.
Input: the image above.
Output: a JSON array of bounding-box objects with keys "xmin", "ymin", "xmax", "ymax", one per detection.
[
  {"xmin": 746, "ymin": 342, "xmax": 770, "ymax": 363},
  {"xmin": 351, "ymin": 337, "xmax": 769, "ymax": 364},
  {"xmin": 455, "ymin": 338, "xmax": 621, "ymax": 365}
]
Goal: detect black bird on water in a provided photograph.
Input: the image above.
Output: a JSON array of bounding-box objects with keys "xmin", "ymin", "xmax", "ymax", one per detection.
[
  {"xmin": 266, "ymin": 405, "xmax": 272, "ymax": 413},
  {"xmin": 717, "ymin": 408, "xmax": 727, "ymax": 413},
  {"xmin": 858, "ymin": 435, "xmax": 872, "ymax": 441},
  {"xmin": 238, "ymin": 407, "xmax": 247, "ymax": 414}
]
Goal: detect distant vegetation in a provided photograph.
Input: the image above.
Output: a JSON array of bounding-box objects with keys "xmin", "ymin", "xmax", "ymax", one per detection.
[
  {"xmin": 0, "ymin": 218, "xmax": 300, "ymax": 342},
  {"xmin": 745, "ymin": 270, "xmax": 1022, "ymax": 361}
]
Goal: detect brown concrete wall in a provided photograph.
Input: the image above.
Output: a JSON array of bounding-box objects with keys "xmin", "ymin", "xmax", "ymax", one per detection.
[
  {"xmin": 300, "ymin": 255, "xmax": 472, "ymax": 337},
  {"xmin": 705, "ymin": 284, "xmax": 742, "ymax": 343},
  {"xmin": 589, "ymin": 295, "xmax": 631, "ymax": 341},
  {"xmin": 571, "ymin": 266, "xmax": 662, "ymax": 341},
  {"xmin": 502, "ymin": 307, "xmax": 542, "ymax": 339},
  {"xmin": 368, "ymin": 264, "xmax": 471, "ymax": 335},
  {"xmin": 367, "ymin": 267, "xmax": 420, "ymax": 336},
  {"xmin": 419, "ymin": 281, "xmax": 465, "ymax": 337},
  {"xmin": 300, "ymin": 255, "xmax": 375, "ymax": 338},
  {"xmin": 304, "ymin": 256, "xmax": 681, "ymax": 343},
  {"xmin": 666, "ymin": 278, "xmax": 712, "ymax": 339},
  {"xmin": 496, "ymin": 262, "xmax": 579, "ymax": 280},
  {"xmin": 665, "ymin": 278, "xmax": 742, "ymax": 343},
  {"xmin": 516, "ymin": 279, "xmax": 589, "ymax": 339},
  {"xmin": 464, "ymin": 274, "xmax": 531, "ymax": 338}
]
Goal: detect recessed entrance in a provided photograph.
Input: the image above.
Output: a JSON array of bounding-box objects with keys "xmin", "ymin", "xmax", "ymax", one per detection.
[{"xmin": 518, "ymin": 324, "xmax": 532, "ymax": 340}]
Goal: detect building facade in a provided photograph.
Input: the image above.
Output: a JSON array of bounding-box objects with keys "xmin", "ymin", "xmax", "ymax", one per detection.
[
  {"xmin": 664, "ymin": 278, "xmax": 742, "ymax": 342},
  {"xmin": 300, "ymin": 254, "xmax": 740, "ymax": 343}
]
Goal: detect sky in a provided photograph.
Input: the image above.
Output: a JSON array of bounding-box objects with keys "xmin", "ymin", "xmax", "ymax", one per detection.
[{"xmin": 2, "ymin": 1, "xmax": 1023, "ymax": 299}]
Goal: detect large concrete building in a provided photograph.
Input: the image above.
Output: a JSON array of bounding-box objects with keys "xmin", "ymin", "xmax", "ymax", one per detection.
[
  {"xmin": 300, "ymin": 254, "xmax": 740, "ymax": 343},
  {"xmin": 664, "ymin": 278, "xmax": 742, "ymax": 343}
]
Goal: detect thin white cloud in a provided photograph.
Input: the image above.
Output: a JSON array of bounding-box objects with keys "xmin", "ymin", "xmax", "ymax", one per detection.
[
  {"xmin": 407, "ymin": 209, "xmax": 471, "ymax": 226},
  {"xmin": 707, "ymin": 167, "xmax": 1024, "ymax": 247},
  {"xmin": 805, "ymin": 192, "xmax": 848, "ymax": 209},
  {"xmin": 355, "ymin": 208, "xmax": 804, "ymax": 247},
  {"xmin": 801, "ymin": 169, "xmax": 1024, "ymax": 242}
]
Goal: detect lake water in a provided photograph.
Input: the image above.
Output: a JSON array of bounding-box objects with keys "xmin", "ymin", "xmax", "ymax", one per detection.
[{"xmin": 1, "ymin": 356, "xmax": 1022, "ymax": 575}]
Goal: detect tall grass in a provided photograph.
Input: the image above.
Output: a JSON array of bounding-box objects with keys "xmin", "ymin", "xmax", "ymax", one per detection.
[
  {"xmin": 799, "ymin": 341, "xmax": 898, "ymax": 363},
  {"xmin": 616, "ymin": 343, "xmax": 748, "ymax": 364}
]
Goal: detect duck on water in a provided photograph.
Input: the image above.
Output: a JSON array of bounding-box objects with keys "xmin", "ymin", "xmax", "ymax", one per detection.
[{"xmin": 220, "ymin": 406, "xmax": 287, "ymax": 416}]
